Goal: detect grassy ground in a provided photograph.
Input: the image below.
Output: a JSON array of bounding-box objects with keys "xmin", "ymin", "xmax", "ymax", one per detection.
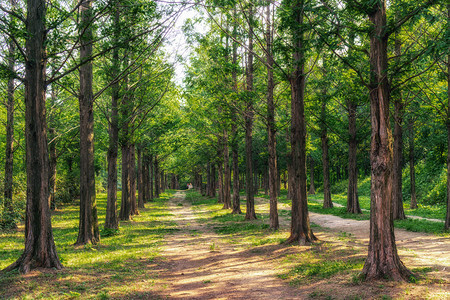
[{"xmin": 0, "ymin": 191, "xmax": 176, "ymax": 299}]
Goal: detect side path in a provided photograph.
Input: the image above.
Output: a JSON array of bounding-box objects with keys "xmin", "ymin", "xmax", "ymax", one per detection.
[{"xmin": 156, "ymin": 191, "xmax": 304, "ymax": 300}]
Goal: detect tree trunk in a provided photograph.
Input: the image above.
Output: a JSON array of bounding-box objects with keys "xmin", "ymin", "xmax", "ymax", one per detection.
[
  {"xmin": 362, "ymin": 1, "xmax": 412, "ymax": 280},
  {"xmin": 308, "ymin": 156, "xmax": 315, "ymax": 195},
  {"xmin": 392, "ymin": 34, "xmax": 406, "ymax": 220},
  {"xmin": 266, "ymin": 3, "xmax": 278, "ymax": 229},
  {"xmin": 210, "ymin": 163, "xmax": 216, "ymax": 197},
  {"xmin": 408, "ymin": 118, "xmax": 417, "ymax": 209},
  {"xmin": 4, "ymin": 0, "xmax": 63, "ymax": 274},
  {"xmin": 223, "ymin": 133, "xmax": 232, "ymax": 209},
  {"xmin": 347, "ymin": 101, "xmax": 362, "ymax": 214},
  {"xmin": 48, "ymin": 127, "xmax": 57, "ymax": 211},
  {"xmin": 137, "ymin": 147, "xmax": 144, "ymax": 209},
  {"xmin": 446, "ymin": 8, "xmax": 450, "ymax": 230},
  {"xmin": 154, "ymin": 156, "xmax": 160, "ymax": 198},
  {"xmin": 4, "ymin": 1, "xmax": 16, "ymax": 226},
  {"xmin": 129, "ymin": 144, "xmax": 138, "ymax": 215},
  {"xmin": 77, "ymin": 0, "xmax": 99, "ymax": 245},
  {"xmin": 286, "ymin": 0, "xmax": 315, "ymax": 244},
  {"xmin": 321, "ymin": 100, "xmax": 332, "ymax": 208},
  {"xmin": 149, "ymin": 154, "xmax": 154, "ymax": 200},
  {"xmin": 105, "ymin": 5, "xmax": 120, "ymax": 230},
  {"xmin": 119, "ymin": 144, "xmax": 131, "ymax": 221}
]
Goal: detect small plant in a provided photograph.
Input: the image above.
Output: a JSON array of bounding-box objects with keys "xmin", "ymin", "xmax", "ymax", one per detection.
[{"xmin": 209, "ymin": 242, "xmax": 218, "ymax": 251}]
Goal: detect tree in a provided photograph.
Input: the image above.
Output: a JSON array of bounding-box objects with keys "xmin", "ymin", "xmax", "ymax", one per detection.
[
  {"xmin": 4, "ymin": 0, "xmax": 63, "ymax": 274},
  {"xmin": 76, "ymin": 0, "xmax": 100, "ymax": 246}
]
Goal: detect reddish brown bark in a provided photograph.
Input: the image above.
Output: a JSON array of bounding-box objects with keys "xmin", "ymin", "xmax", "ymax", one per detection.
[
  {"xmin": 223, "ymin": 132, "xmax": 232, "ymax": 209},
  {"xmin": 446, "ymin": 8, "xmax": 450, "ymax": 230},
  {"xmin": 392, "ymin": 35, "xmax": 406, "ymax": 220},
  {"xmin": 347, "ymin": 101, "xmax": 362, "ymax": 214},
  {"xmin": 120, "ymin": 144, "xmax": 132, "ymax": 221},
  {"xmin": 362, "ymin": 1, "xmax": 412, "ymax": 280},
  {"xmin": 321, "ymin": 100, "xmax": 332, "ymax": 208},
  {"xmin": 244, "ymin": 4, "xmax": 256, "ymax": 220},
  {"xmin": 137, "ymin": 147, "xmax": 144, "ymax": 209},
  {"xmin": 408, "ymin": 119, "xmax": 417, "ymax": 209},
  {"xmin": 4, "ymin": 0, "xmax": 62, "ymax": 274},
  {"xmin": 286, "ymin": 0, "xmax": 315, "ymax": 244},
  {"xmin": 266, "ymin": 3, "xmax": 278, "ymax": 229},
  {"xmin": 76, "ymin": 0, "xmax": 99, "ymax": 245}
]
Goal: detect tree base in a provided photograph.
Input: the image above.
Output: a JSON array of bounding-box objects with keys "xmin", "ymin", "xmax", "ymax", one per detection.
[
  {"xmin": 3, "ymin": 253, "xmax": 63, "ymax": 275},
  {"xmin": 285, "ymin": 231, "xmax": 317, "ymax": 246}
]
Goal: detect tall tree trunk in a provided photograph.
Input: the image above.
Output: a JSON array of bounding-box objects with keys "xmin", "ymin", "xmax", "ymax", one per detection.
[
  {"xmin": 308, "ymin": 156, "xmax": 315, "ymax": 195},
  {"xmin": 347, "ymin": 101, "xmax": 362, "ymax": 214},
  {"xmin": 154, "ymin": 156, "xmax": 160, "ymax": 198},
  {"xmin": 286, "ymin": 0, "xmax": 315, "ymax": 244},
  {"xmin": 245, "ymin": 3, "xmax": 256, "ymax": 220},
  {"xmin": 119, "ymin": 144, "xmax": 131, "ymax": 221},
  {"xmin": 362, "ymin": 0, "xmax": 412, "ymax": 280},
  {"xmin": 48, "ymin": 127, "xmax": 57, "ymax": 211},
  {"xmin": 4, "ymin": 0, "xmax": 16, "ymax": 226},
  {"xmin": 77, "ymin": 0, "xmax": 99, "ymax": 245},
  {"xmin": 321, "ymin": 99, "xmax": 332, "ymax": 208},
  {"xmin": 105, "ymin": 5, "xmax": 120, "ymax": 230},
  {"xmin": 207, "ymin": 162, "xmax": 211, "ymax": 195},
  {"xmin": 266, "ymin": 2, "xmax": 278, "ymax": 229},
  {"xmin": 446, "ymin": 6, "xmax": 450, "ymax": 230},
  {"xmin": 210, "ymin": 163, "xmax": 216, "ymax": 197},
  {"xmin": 223, "ymin": 133, "xmax": 232, "ymax": 209},
  {"xmin": 392, "ymin": 34, "xmax": 406, "ymax": 220},
  {"xmin": 218, "ymin": 161, "xmax": 224, "ymax": 203},
  {"xmin": 149, "ymin": 154, "xmax": 154, "ymax": 200},
  {"xmin": 137, "ymin": 147, "xmax": 144, "ymax": 209},
  {"xmin": 130, "ymin": 144, "xmax": 138, "ymax": 215},
  {"xmin": 4, "ymin": 0, "xmax": 62, "ymax": 274},
  {"xmin": 408, "ymin": 118, "xmax": 417, "ymax": 209}
]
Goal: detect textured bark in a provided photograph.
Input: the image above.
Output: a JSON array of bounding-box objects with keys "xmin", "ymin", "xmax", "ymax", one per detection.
[
  {"xmin": 149, "ymin": 154, "xmax": 154, "ymax": 200},
  {"xmin": 392, "ymin": 34, "xmax": 406, "ymax": 220},
  {"xmin": 129, "ymin": 144, "xmax": 138, "ymax": 215},
  {"xmin": 119, "ymin": 144, "xmax": 131, "ymax": 221},
  {"xmin": 308, "ymin": 156, "xmax": 315, "ymax": 195},
  {"xmin": 266, "ymin": 3, "xmax": 278, "ymax": 229},
  {"xmin": 223, "ymin": 133, "xmax": 232, "ymax": 209},
  {"xmin": 218, "ymin": 161, "xmax": 224, "ymax": 203},
  {"xmin": 446, "ymin": 10, "xmax": 450, "ymax": 230},
  {"xmin": 137, "ymin": 147, "xmax": 144, "ymax": 209},
  {"xmin": 286, "ymin": 0, "xmax": 315, "ymax": 244},
  {"xmin": 105, "ymin": 6, "xmax": 120, "ymax": 230},
  {"xmin": 362, "ymin": 1, "xmax": 412, "ymax": 280},
  {"xmin": 76, "ymin": 0, "xmax": 99, "ymax": 245},
  {"xmin": 154, "ymin": 156, "xmax": 160, "ymax": 198},
  {"xmin": 408, "ymin": 119, "xmax": 417, "ymax": 209},
  {"xmin": 4, "ymin": 0, "xmax": 16, "ymax": 225},
  {"xmin": 48, "ymin": 127, "xmax": 57, "ymax": 211},
  {"xmin": 347, "ymin": 101, "xmax": 362, "ymax": 214},
  {"xmin": 321, "ymin": 100, "xmax": 332, "ymax": 208},
  {"xmin": 210, "ymin": 164, "xmax": 216, "ymax": 197},
  {"xmin": 4, "ymin": 0, "xmax": 62, "ymax": 274},
  {"xmin": 244, "ymin": 4, "xmax": 256, "ymax": 220}
]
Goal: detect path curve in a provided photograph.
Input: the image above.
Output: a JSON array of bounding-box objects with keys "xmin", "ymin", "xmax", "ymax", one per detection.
[{"xmin": 157, "ymin": 191, "xmax": 304, "ymax": 299}]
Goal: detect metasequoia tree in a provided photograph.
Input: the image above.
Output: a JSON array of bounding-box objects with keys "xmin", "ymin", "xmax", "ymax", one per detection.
[
  {"xmin": 4, "ymin": 0, "xmax": 63, "ymax": 274},
  {"xmin": 361, "ymin": 0, "xmax": 412, "ymax": 280},
  {"xmin": 445, "ymin": 4, "xmax": 450, "ymax": 231},
  {"xmin": 76, "ymin": 0, "xmax": 99, "ymax": 245}
]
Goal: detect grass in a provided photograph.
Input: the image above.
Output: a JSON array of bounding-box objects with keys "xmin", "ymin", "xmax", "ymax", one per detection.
[{"xmin": 0, "ymin": 190, "xmax": 176, "ymax": 299}]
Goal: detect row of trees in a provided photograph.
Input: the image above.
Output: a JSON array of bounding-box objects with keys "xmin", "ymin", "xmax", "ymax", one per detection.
[
  {"xmin": 0, "ymin": 0, "xmax": 184, "ymax": 273},
  {"xmin": 177, "ymin": 0, "xmax": 449, "ymax": 282}
]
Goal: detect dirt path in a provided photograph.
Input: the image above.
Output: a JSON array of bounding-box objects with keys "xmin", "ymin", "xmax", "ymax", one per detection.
[
  {"xmin": 155, "ymin": 192, "xmax": 449, "ymax": 299},
  {"xmin": 156, "ymin": 192, "xmax": 304, "ymax": 299}
]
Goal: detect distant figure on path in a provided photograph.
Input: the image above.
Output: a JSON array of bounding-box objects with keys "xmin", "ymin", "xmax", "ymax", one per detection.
[{"xmin": 188, "ymin": 183, "xmax": 193, "ymax": 190}]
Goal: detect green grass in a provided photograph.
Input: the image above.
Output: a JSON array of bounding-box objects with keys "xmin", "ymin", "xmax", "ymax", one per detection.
[{"xmin": 0, "ymin": 191, "xmax": 176, "ymax": 299}]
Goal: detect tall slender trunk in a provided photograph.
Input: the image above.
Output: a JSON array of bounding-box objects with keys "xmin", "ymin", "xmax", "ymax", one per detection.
[
  {"xmin": 137, "ymin": 147, "xmax": 144, "ymax": 209},
  {"xmin": 321, "ymin": 99, "xmax": 332, "ymax": 208},
  {"xmin": 218, "ymin": 161, "xmax": 224, "ymax": 203},
  {"xmin": 308, "ymin": 156, "xmax": 315, "ymax": 195},
  {"xmin": 223, "ymin": 132, "xmax": 232, "ymax": 209},
  {"xmin": 245, "ymin": 3, "xmax": 256, "ymax": 220},
  {"xmin": 362, "ymin": 0, "xmax": 411, "ymax": 280},
  {"xmin": 4, "ymin": 0, "xmax": 16, "ymax": 226},
  {"xmin": 408, "ymin": 118, "xmax": 417, "ymax": 209},
  {"xmin": 120, "ymin": 144, "xmax": 131, "ymax": 220},
  {"xmin": 392, "ymin": 33, "xmax": 405, "ymax": 220},
  {"xmin": 105, "ymin": 4, "xmax": 120, "ymax": 231},
  {"xmin": 266, "ymin": 2, "xmax": 278, "ymax": 229},
  {"xmin": 130, "ymin": 144, "xmax": 137, "ymax": 215},
  {"xmin": 77, "ymin": 0, "xmax": 99, "ymax": 245},
  {"xmin": 48, "ymin": 127, "xmax": 57, "ymax": 211},
  {"xmin": 347, "ymin": 101, "xmax": 361, "ymax": 214},
  {"xmin": 286, "ymin": 0, "xmax": 315, "ymax": 244},
  {"xmin": 4, "ymin": 0, "xmax": 62, "ymax": 274},
  {"xmin": 446, "ymin": 6, "xmax": 450, "ymax": 230},
  {"xmin": 154, "ymin": 156, "xmax": 160, "ymax": 198},
  {"xmin": 149, "ymin": 154, "xmax": 154, "ymax": 200}
]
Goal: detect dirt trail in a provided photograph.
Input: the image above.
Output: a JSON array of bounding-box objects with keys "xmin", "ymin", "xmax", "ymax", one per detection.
[
  {"xmin": 156, "ymin": 192, "xmax": 449, "ymax": 299},
  {"xmin": 157, "ymin": 192, "xmax": 304, "ymax": 299}
]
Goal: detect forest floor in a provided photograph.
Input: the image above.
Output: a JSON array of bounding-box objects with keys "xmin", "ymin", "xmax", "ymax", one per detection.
[
  {"xmin": 152, "ymin": 191, "xmax": 449, "ymax": 300},
  {"xmin": 0, "ymin": 191, "xmax": 449, "ymax": 299}
]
